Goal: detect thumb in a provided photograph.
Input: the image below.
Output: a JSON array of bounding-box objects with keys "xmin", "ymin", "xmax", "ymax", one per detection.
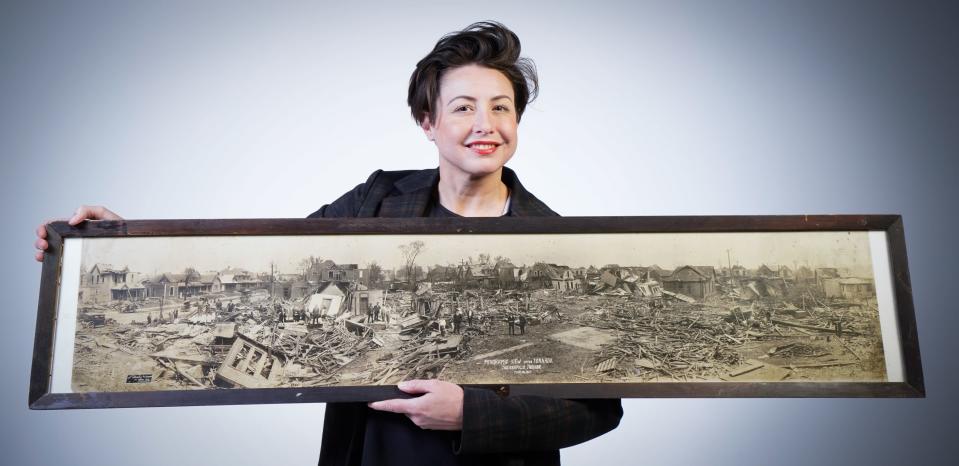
[{"xmin": 368, "ymin": 397, "xmax": 415, "ymax": 414}]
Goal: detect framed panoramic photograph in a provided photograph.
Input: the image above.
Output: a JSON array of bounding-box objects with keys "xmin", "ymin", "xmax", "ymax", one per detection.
[{"xmin": 30, "ymin": 216, "xmax": 924, "ymax": 409}]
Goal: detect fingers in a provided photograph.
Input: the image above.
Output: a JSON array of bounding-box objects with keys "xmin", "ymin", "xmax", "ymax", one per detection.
[
  {"xmin": 396, "ymin": 379, "xmax": 437, "ymax": 395},
  {"xmin": 36, "ymin": 206, "xmax": 122, "ymax": 263},
  {"xmin": 68, "ymin": 205, "xmax": 97, "ymax": 225},
  {"xmin": 35, "ymin": 221, "xmax": 56, "ymax": 262},
  {"xmin": 368, "ymin": 397, "xmax": 417, "ymax": 414},
  {"xmin": 370, "ymin": 380, "xmax": 464, "ymax": 431},
  {"xmin": 68, "ymin": 205, "xmax": 122, "ymax": 225}
]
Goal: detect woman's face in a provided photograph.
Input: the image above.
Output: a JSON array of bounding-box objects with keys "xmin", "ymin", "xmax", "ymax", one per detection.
[{"xmin": 422, "ymin": 64, "xmax": 518, "ymax": 180}]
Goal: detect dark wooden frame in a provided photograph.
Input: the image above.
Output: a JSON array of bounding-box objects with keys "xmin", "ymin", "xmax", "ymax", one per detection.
[{"xmin": 30, "ymin": 215, "xmax": 924, "ymax": 409}]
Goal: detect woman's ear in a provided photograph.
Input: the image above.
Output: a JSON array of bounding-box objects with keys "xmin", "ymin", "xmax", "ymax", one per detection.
[{"xmin": 420, "ymin": 116, "xmax": 434, "ymax": 141}]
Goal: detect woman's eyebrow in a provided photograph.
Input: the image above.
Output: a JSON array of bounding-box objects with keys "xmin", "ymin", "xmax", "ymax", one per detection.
[{"xmin": 446, "ymin": 95, "xmax": 514, "ymax": 105}]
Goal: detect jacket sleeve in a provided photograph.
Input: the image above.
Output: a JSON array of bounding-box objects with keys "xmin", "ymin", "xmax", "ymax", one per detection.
[
  {"xmin": 307, "ymin": 170, "xmax": 383, "ymax": 218},
  {"xmin": 455, "ymin": 388, "xmax": 623, "ymax": 454}
]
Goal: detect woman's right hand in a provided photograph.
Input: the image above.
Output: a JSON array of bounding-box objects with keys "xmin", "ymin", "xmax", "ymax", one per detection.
[{"xmin": 34, "ymin": 205, "xmax": 123, "ymax": 262}]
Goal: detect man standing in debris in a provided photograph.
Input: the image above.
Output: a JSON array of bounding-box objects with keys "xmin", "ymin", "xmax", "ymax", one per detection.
[
  {"xmin": 36, "ymin": 21, "xmax": 622, "ymax": 466},
  {"xmin": 453, "ymin": 310, "xmax": 463, "ymax": 334},
  {"xmin": 518, "ymin": 314, "xmax": 527, "ymax": 335}
]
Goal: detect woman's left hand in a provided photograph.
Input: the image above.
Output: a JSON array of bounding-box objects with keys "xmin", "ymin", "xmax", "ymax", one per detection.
[{"xmin": 368, "ymin": 379, "xmax": 464, "ymax": 430}]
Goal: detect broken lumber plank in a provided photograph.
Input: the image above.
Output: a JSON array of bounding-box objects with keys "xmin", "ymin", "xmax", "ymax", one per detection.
[
  {"xmin": 662, "ymin": 290, "xmax": 696, "ymax": 303},
  {"xmin": 470, "ymin": 342, "xmax": 537, "ymax": 361},
  {"xmin": 156, "ymin": 358, "xmax": 206, "ymax": 388},
  {"xmin": 770, "ymin": 318, "xmax": 863, "ymax": 336},
  {"xmin": 595, "ymin": 358, "xmax": 618, "ymax": 373},
  {"xmin": 787, "ymin": 360, "xmax": 858, "ymax": 369},
  {"xmin": 728, "ymin": 360, "xmax": 765, "ymax": 377}
]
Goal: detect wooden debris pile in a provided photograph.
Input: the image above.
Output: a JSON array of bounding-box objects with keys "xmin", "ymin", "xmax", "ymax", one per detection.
[
  {"xmin": 577, "ymin": 303, "xmax": 747, "ymax": 381},
  {"xmin": 367, "ymin": 335, "xmax": 465, "ymax": 385},
  {"xmin": 267, "ymin": 324, "xmax": 376, "ymax": 384}
]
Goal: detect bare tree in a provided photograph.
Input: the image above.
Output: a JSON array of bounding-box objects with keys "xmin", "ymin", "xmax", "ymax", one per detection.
[
  {"xmin": 366, "ymin": 261, "xmax": 383, "ymax": 287},
  {"xmin": 183, "ymin": 267, "xmax": 199, "ymax": 283},
  {"xmin": 300, "ymin": 255, "xmax": 325, "ymax": 281},
  {"xmin": 398, "ymin": 241, "xmax": 426, "ymax": 291}
]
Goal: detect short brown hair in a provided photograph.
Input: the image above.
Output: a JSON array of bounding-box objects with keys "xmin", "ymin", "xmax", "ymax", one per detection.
[{"xmin": 408, "ymin": 21, "xmax": 539, "ymax": 126}]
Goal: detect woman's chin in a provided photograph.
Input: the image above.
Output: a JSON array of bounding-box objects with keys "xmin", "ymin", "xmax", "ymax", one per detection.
[{"xmin": 441, "ymin": 154, "xmax": 512, "ymax": 179}]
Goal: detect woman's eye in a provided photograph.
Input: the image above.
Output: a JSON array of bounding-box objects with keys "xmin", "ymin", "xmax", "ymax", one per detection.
[
  {"xmin": 454, "ymin": 105, "xmax": 472, "ymax": 112},
  {"xmin": 494, "ymin": 105, "xmax": 510, "ymax": 112}
]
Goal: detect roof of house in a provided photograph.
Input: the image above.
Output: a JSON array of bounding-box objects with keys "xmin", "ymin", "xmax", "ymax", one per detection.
[
  {"xmin": 757, "ymin": 264, "xmax": 777, "ymax": 274},
  {"xmin": 664, "ymin": 265, "xmax": 709, "ymax": 282},
  {"xmin": 538, "ymin": 263, "xmax": 573, "ymax": 280},
  {"xmin": 316, "ymin": 281, "xmax": 350, "ymax": 296},
  {"xmin": 92, "ymin": 263, "xmax": 128, "ymax": 274}
]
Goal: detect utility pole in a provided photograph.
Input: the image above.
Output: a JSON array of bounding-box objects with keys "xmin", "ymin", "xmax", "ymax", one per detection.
[
  {"xmin": 270, "ymin": 262, "xmax": 275, "ymax": 299},
  {"xmin": 726, "ymin": 249, "xmax": 736, "ymax": 288}
]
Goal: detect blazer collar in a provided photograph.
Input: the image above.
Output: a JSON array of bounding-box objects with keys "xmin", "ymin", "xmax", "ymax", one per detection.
[{"xmin": 378, "ymin": 167, "xmax": 548, "ymax": 217}]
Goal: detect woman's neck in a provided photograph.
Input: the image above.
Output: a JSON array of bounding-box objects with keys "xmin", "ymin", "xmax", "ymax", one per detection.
[{"xmin": 437, "ymin": 166, "xmax": 509, "ymax": 217}]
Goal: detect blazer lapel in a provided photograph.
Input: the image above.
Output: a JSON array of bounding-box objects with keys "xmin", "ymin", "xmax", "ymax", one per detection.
[
  {"xmin": 377, "ymin": 169, "xmax": 439, "ymax": 217},
  {"xmin": 502, "ymin": 166, "xmax": 558, "ymax": 217}
]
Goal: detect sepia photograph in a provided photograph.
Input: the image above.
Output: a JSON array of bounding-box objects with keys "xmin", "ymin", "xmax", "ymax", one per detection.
[
  {"xmin": 9, "ymin": 2, "xmax": 953, "ymax": 465},
  {"xmin": 64, "ymin": 229, "xmax": 891, "ymax": 393}
]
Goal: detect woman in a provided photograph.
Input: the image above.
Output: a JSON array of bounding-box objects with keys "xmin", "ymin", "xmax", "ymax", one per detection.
[{"xmin": 35, "ymin": 21, "xmax": 622, "ymax": 466}]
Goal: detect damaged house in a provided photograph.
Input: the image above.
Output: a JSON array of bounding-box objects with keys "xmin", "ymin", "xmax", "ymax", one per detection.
[
  {"xmin": 81, "ymin": 263, "xmax": 131, "ymax": 304},
  {"xmin": 215, "ymin": 333, "xmax": 283, "ymax": 389},
  {"xmin": 593, "ymin": 267, "xmax": 663, "ymax": 298},
  {"xmin": 270, "ymin": 275, "xmax": 314, "ymax": 300},
  {"xmin": 350, "ymin": 284, "xmax": 386, "ymax": 316},
  {"xmin": 457, "ymin": 264, "xmax": 496, "ymax": 289},
  {"xmin": 303, "ymin": 281, "xmax": 386, "ymax": 319},
  {"xmin": 110, "ymin": 272, "xmax": 148, "ymax": 301},
  {"xmin": 494, "ymin": 260, "xmax": 521, "ymax": 289},
  {"xmin": 305, "ymin": 281, "xmax": 351, "ymax": 318},
  {"xmin": 141, "ymin": 271, "xmax": 223, "ymax": 300},
  {"xmin": 426, "ymin": 265, "xmax": 458, "ymax": 284},
  {"xmin": 815, "ymin": 267, "xmax": 841, "ymax": 289},
  {"xmin": 662, "ymin": 266, "xmax": 717, "ymax": 301},
  {"xmin": 528, "ymin": 263, "xmax": 579, "ymax": 291},
  {"xmin": 822, "ymin": 277, "xmax": 875, "ymax": 299}
]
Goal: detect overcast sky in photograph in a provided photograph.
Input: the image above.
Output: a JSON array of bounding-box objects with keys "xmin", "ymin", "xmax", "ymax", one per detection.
[{"xmin": 80, "ymin": 230, "xmax": 874, "ymax": 276}]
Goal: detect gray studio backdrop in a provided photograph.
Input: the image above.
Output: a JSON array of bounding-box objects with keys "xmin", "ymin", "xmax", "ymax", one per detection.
[{"xmin": 2, "ymin": 1, "xmax": 957, "ymax": 465}]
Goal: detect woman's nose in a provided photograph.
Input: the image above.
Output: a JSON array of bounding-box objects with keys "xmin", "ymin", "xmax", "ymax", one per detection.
[{"xmin": 472, "ymin": 108, "xmax": 494, "ymax": 133}]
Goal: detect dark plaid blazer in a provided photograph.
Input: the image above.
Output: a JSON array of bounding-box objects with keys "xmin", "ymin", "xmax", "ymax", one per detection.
[
  {"xmin": 312, "ymin": 168, "xmax": 623, "ymax": 466},
  {"xmin": 308, "ymin": 167, "xmax": 558, "ymax": 218}
]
